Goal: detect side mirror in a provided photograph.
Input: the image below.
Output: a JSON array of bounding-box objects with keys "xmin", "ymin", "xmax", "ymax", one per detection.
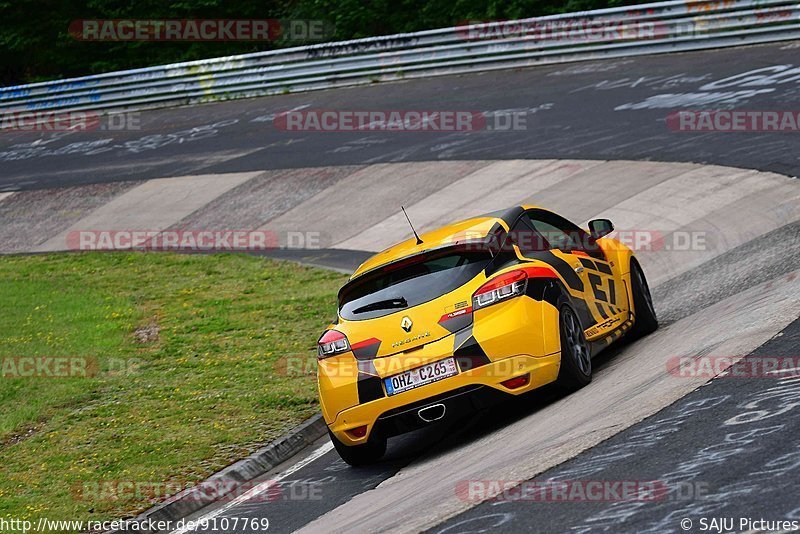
[{"xmin": 588, "ymin": 219, "xmax": 614, "ymax": 239}]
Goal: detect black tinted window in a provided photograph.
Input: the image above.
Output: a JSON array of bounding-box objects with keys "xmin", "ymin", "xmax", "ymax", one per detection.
[
  {"xmin": 507, "ymin": 217, "xmax": 550, "ymax": 253},
  {"xmin": 525, "ymin": 210, "xmax": 602, "ymax": 258},
  {"xmin": 339, "ymin": 246, "xmax": 492, "ymax": 320}
]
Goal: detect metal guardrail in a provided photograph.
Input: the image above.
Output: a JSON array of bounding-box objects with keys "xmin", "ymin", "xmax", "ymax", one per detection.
[{"xmin": 1, "ymin": 0, "xmax": 799, "ymax": 115}]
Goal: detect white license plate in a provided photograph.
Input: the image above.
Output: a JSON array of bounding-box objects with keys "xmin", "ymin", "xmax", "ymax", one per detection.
[{"xmin": 384, "ymin": 357, "xmax": 458, "ymax": 396}]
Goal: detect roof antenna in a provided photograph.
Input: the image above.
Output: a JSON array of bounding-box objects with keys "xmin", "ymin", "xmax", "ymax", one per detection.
[{"xmin": 401, "ymin": 206, "xmax": 423, "ymax": 245}]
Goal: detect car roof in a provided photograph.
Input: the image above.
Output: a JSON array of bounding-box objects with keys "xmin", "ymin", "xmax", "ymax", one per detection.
[{"xmin": 349, "ymin": 205, "xmax": 539, "ymax": 280}]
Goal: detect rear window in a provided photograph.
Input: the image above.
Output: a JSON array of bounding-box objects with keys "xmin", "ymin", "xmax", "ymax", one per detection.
[{"xmin": 338, "ymin": 246, "xmax": 493, "ymax": 320}]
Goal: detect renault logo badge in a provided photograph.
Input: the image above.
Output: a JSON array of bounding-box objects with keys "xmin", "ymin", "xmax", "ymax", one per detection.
[{"xmin": 401, "ymin": 316, "xmax": 413, "ymax": 332}]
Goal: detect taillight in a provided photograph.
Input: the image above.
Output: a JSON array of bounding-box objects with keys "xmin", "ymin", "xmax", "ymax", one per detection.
[
  {"xmin": 472, "ymin": 267, "xmax": 556, "ymax": 310},
  {"xmin": 318, "ymin": 329, "xmax": 350, "ymax": 359},
  {"xmin": 501, "ymin": 373, "xmax": 531, "ymax": 389},
  {"xmin": 473, "ymin": 269, "xmax": 528, "ymax": 310},
  {"xmin": 346, "ymin": 425, "xmax": 368, "ymax": 438}
]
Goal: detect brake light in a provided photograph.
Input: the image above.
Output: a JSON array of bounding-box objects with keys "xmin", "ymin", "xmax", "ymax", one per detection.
[
  {"xmin": 318, "ymin": 329, "xmax": 350, "ymax": 359},
  {"xmin": 472, "ymin": 267, "xmax": 557, "ymax": 310},
  {"xmin": 473, "ymin": 269, "xmax": 528, "ymax": 310}
]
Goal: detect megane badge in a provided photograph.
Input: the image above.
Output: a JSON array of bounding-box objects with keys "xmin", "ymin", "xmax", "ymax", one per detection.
[{"xmin": 401, "ymin": 316, "xmax": 413, "ymax": 332}]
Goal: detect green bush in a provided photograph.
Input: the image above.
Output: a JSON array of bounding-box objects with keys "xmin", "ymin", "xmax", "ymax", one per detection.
[{"xmin": 0, "ymin": 0, "xmax": 637, "ymax": 86}]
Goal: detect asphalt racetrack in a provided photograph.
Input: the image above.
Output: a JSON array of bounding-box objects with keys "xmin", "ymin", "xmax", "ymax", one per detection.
[
  {"xmin": 1, "ymin": 39, "xmax": 799, "ymax": 534},
  {"xmin": 4, "ymin": 41, "xmax": 800, "ymax": 190}
]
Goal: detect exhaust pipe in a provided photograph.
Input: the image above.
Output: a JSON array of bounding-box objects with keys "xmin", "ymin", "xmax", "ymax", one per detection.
[{"xmin": 418, "ymin": 403, "xmax": 446, "ymax": 423}]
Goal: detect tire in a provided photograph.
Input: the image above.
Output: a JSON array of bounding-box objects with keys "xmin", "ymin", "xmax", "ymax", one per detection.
[
  {"xmin": 628, "ymin": 260, "xmax": 658, "ymax": 339},
  {"xmin": 555, "ymin": 304, "xmax": 592, "ymax": 391},
  {"xmin": 328, "ymin": 429, "xmax": 386, "ymax": 466}
]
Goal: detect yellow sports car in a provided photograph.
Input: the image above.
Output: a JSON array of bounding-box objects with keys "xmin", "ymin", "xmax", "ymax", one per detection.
[{"xmin": 317, "ymin": 206, "xmax": 657, "ymax": 465}]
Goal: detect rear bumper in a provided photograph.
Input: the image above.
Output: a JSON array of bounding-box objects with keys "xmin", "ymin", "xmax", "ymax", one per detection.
[
  {"xmin": 373, "ymin": 384, "xmax": 505, "ymax": 437},
  {"xmin": 328, "ymin": 352, "xmax": 560, "ymax": 445}
]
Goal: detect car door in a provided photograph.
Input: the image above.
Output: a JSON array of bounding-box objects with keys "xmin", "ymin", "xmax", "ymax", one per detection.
[{"xmin": 520, "ymin": 210, "xmax": 628, "ymax": 338}]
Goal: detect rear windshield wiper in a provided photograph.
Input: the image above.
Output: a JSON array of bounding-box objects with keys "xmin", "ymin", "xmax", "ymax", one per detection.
[{"xmin": 353, "ymin": 297, "xmax": 408, "ymax": 314}]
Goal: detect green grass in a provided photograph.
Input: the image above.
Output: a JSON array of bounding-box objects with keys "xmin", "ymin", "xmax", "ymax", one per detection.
[{"xmin": 0, "ymin": 252, "xmax": 347, "ymax": 523}]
